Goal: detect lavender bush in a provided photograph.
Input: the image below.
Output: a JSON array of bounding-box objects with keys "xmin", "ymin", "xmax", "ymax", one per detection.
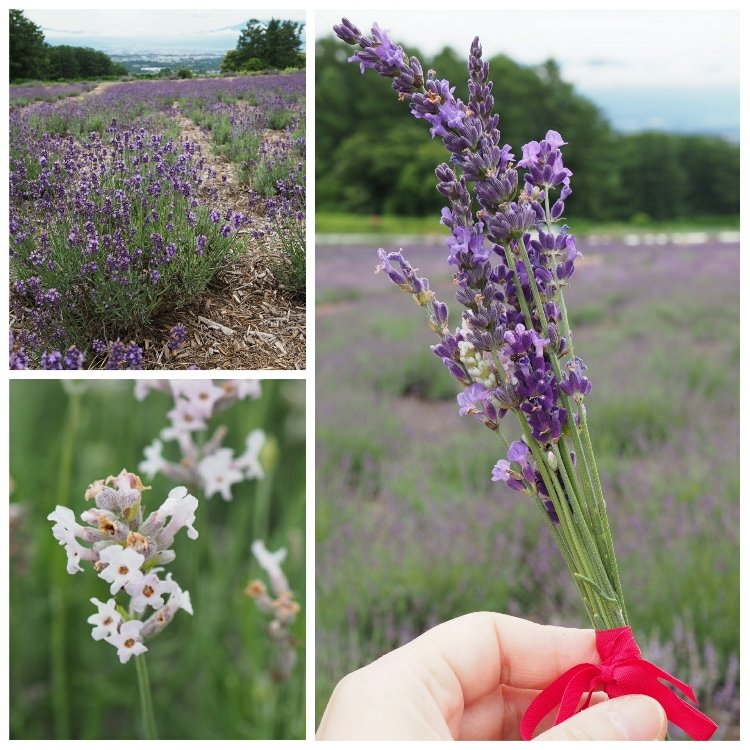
[
  {"xmin": 10, "ymin": 81, "xmax": 98, "ymax": 106},
  {"xmin": 10, "ymin": 118, "xmax": 241, "ymax": 368}
]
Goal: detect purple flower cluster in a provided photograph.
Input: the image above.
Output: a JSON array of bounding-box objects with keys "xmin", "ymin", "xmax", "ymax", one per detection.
[
  {"xmin": 167, "ymin": 324, "xmax": 187, "ymax": 351},
  {"xmin": 337, "ymin": 20, "xmax": 588, "ymax": 522}
]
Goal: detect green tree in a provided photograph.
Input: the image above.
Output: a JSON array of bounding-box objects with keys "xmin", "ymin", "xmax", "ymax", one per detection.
[
  {"xmin": 9, "ymin": 9, "xmax": 48, "ymax": 80},
  {"xmin": 227, "ymin": 17, "xmax": 304, "ymax": 71},
  {"xmin": 220, "ymin": 49, "xmax": 241, "ymax": 73},
  {"xmin": 47, "ymin": 45, "xmax": 80, "ymax": 79}
]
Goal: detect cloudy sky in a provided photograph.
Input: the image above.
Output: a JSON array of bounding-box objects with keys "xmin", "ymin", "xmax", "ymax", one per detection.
[
  {"xmin": 316, "ymin": 9, "xmax": 738, "ymax": 91},
  {"xmin": 316, "ymin": 9, "xmax": 739, "ymax": 136},
  {"xmin": 23, "ymin": 9, "xmax": 306, "ymax": 53}
]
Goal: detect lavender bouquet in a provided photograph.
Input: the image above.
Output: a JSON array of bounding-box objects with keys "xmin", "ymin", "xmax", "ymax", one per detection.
[{"xmin": 333, "ymin": 18, "xmax": 717, "ymax": 740}]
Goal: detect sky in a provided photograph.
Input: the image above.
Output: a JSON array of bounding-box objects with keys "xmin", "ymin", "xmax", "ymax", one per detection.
[
  {"xmin": 23, "ymin": 9, "xmax": 307, "ymax": 54},
  {"xmin": 316, "ymin": 9, "xmax": 740, "ymax": 138},
  {"xmin": 316, "ymin": 10, "xmax": 738, "ymax": 92}
]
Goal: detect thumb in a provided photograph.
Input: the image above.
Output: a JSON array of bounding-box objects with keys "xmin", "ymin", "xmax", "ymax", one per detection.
[{"xmin": 534, "ymin": 695, "xmax": 668, "ymax": 741}]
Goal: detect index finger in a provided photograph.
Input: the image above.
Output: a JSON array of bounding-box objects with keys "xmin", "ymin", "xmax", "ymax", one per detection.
[{"xmin": 383, "ymin": 611, "xmax": 599, "ymax": 708}]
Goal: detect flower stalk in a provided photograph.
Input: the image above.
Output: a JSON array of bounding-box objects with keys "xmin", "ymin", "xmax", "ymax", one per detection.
[{"xmin": 134, "ymin": 653, "xmax": 158, "ymax": 740}]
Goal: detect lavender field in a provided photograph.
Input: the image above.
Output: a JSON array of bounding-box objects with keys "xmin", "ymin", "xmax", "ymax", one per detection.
[
  {"xmin": 316, "ymin": 235, "xmax": 740, "ymax": 738},
  {"xmin": 10, "ymin": 73, "xmax": 305, "ymax": 370}
]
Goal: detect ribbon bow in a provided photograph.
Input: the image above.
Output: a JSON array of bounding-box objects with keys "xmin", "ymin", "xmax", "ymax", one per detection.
[{"xmin": 520, "ymin": 626, "xmax": 717, "ymax": 740}]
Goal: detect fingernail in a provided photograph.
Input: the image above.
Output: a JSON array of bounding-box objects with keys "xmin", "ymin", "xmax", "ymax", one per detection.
[{"xmin": 606, "ymin": 695, "xmax": 667, "ymax": 740}]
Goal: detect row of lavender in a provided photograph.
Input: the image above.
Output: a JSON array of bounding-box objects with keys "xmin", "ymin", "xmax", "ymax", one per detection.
[
  {"xmin": 10, "ymin": 81, "xmax": 98, "ymax": 105},
  {"xmin": 9, "ymin": 72, "xmax": 305, "ymax": 369}
]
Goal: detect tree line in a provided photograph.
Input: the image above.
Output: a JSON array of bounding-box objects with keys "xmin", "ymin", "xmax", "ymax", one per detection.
[
  {"xmin": 10, "ymin": 10, "xmax": 127, "ymax": 81},
  {"xmin": 316, "ymin": 38, "xmax": 739, "ymax": 222}
]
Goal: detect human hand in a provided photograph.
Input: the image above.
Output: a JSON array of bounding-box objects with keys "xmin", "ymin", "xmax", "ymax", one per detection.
[{"xmin": 317, "ymin": 612, "xmax": 667, "ymax": 740}]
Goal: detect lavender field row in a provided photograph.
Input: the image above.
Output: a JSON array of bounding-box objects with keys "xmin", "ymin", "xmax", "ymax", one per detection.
[{"xmin": 10, "ymin": 73, "xmax": 305, "ymax": 370}]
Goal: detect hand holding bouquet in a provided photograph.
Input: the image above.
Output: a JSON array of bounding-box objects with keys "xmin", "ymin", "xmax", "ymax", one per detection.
[{"xmin": 333, "ymin": 18, "xmax": 716, "ymax": 740}]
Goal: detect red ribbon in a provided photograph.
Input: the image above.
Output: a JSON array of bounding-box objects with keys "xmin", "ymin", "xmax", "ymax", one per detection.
[{"xmin": 520, "ymin": 626, "xmax": 717, "ymax": 740}]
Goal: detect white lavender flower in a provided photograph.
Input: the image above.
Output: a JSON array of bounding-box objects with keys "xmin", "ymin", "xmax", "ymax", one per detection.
[
  {"xmin": 48, "ymin": 469, "xmax": 197, "ymax": 663},
  {"xmin": 246, "ymin": 539, "xmax": 300, "ymax": 682},
  {"xmin": 136, "ymin": 379, "xmax": 266, "ymax": 501},
  {"xmin": 87, "ymin": 598, "xmax": 122, "ymax": 640},
  {"xmin": 105, "ymin": 619, "xmax": 148, "ymax": 664}
]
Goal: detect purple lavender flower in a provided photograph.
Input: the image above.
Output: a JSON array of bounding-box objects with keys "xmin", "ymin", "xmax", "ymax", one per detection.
[
  {"xmin": 9, "ymin": 332, "xmax": 29, "ymax": 370},
  {"xmin": 63, "ymin": 347, "xmax": 84, "ymax": 370},
  {"xmin": 457, "ymin": 382, "xmax": 490, "ymax": 417},
  {"xmin": 41, "ymin": 350, "xmax": 63, "ymax": 370},
  {"xmin": 517, "ymin": 130, "xmax": 573, "ymax": 190},
  {"xmin": 168, "ymin": 324, "xmax": 187, "ymax": 351},
  {"xmin": 560, "ymin": 357, "xmax": 592, "ymax": 398}
]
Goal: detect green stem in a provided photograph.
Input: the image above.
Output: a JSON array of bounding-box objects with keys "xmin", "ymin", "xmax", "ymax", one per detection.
[
  {"xmin": 552, "ymin": 443, "xmax": 624, "ymax": 628},
  {"xmin": 551, "ymin": 229, "xmax": 629, "ymax": 623},
  {"xmin": 502, "ymin": 243, "xmax": 535, "ymax": 332},
  {"xmin": 252, "ymin": 466, "xmax": 275, "ymax": 545},
  {"xmin": 518, "ymin": 420, "xmax": 600, "ymax": 623},
  {"xmin": 51, "ymin": 387, "xmax": 82, "ymax": 739},
  {"xmin": 579, "ymin": 402, "xmax": 628, "ymax": 622},
  {"xmin": 135, "ymin": 654, "xmax": 158, "ymax": 740}
]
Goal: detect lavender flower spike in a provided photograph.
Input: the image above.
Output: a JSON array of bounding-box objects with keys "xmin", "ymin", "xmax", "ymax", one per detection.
[{"xmin": 49, "ymin": 469, "xmax": 196, "ymax": 663}]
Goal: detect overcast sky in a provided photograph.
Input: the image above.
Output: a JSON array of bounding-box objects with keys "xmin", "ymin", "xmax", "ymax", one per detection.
[
  {"xmin": 316, "ymin": 9, "xmax": 739, "ymax": 92},
  {"xmin": 24, "ymin": 9, "xmax": 305, "ymax": 45}
]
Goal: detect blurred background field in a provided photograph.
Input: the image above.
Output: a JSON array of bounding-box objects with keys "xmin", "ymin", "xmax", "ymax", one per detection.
[
  {"xmin": 315, "ymin": 235, "xmax": 740, "ymax": 738},
  {"xmin": 10, "ymin": 379, "xmax": 305, "ymax": 739}
]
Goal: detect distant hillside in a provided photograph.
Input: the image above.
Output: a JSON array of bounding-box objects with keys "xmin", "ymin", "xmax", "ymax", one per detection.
[
  {"xmin": 580, "ymin": 86, "xmax": 739, "ymax": 142},
  {"xmin": 110, "ymin": 53, "xmax": 226, "ymax": 76}
]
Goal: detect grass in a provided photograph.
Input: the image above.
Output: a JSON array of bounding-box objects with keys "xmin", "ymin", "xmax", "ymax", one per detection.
[
  {"xmin": 10, "ymin": 380, "xmax": 305, "ymax": 740},
  {"xmin": 316, "ymin": 211, "xmax": 740, "ymax": 237}
]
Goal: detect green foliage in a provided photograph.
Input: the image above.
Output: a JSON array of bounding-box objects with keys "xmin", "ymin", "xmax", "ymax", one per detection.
[
  {"xmin": 315, "ymin": 36, "xmax": 740, "ymax": 222},
  {"xmin": 176, "ymin": 68, "xmax": 193, "ymax": 79},
  {"xmin": 242, "ymin": 57, "xmax": 264, "ymax": 72},
  {"xmin": 10, "ymin": 10, "xmax": 47, "ymax": 80},
  {"xmin": 10, "ymin": 380, "xmax": 306, "ymax": 739},
  {"xmin": 267, "ymin": 109, "xmax": 294, "ymax": 130},
  {"xmin": 270, "ymin": 218, "xmax": 306, "ymax": 298},
  {"xmin": 10, "ymin": 11, "xmax": 127, "ymax": 82},
  {"xmin": 46, "ymin": 45, "xmax": 126, "ymax": 79},
  {"xmin": 222, "ymin": 18, "xmax": 305, "ymax": 72}
]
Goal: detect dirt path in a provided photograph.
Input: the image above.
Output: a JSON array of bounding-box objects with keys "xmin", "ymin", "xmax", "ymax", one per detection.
[
  {"xmin": 80, "ymin": 80, "xmax": 119, "ymax": 99},
  {"xmin": 140, "ymin": 101, "xmax": 306, "ymax": 371}
]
